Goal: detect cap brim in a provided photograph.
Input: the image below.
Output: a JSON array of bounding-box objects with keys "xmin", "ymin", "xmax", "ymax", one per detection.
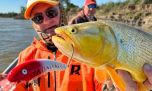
[{"xmin": 24, "ymin": 1, "xmax": 59, "ymax": 19}]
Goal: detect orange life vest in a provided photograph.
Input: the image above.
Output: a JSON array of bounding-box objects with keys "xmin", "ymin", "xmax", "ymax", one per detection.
[{"xmin": 13, "ymin": 38, "xmax": 106, "ymax": 91}]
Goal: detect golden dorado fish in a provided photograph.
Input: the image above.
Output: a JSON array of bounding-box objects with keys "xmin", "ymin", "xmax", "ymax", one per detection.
[{"xmin": 52, "ymin": 20, "xmax": 152, "ymax": 91}]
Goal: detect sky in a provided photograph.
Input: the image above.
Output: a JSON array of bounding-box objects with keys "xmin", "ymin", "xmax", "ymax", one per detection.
[{"xmin": 0, "ymin": 0, "xmax": 123, "ymax": 13}]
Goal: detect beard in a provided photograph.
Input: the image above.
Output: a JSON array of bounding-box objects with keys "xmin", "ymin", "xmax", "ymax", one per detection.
[
  {"xmin": 43, "ymin": 34, "xmax": 58, "ymax": 52},
  {"xmin": 38, "ymin": 31, "xmax": 57, "ymax": 52}
]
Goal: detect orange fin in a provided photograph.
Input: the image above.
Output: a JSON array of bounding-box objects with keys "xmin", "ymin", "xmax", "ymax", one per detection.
[
  {"xmin": 95, "ymin": 69, "xmax": 109, "ymax": 83},
  {"xmin": 105, "ymin": 66, "xmax": 126, "ymax": 91},
  {"xmin": 138, "ymin": 82, "xmax": 149, "ymax": 91}
]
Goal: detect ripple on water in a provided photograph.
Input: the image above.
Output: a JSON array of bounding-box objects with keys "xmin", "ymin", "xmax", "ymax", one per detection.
[{"xmin": 0, "ymin": 18, "xmax": 36, "ymax": 72}]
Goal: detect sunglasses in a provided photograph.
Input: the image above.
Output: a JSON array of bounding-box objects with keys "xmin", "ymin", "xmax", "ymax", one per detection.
[
  {"xmin": 88, "ymin": 4, "xmax": 97, "ymax": 8},
  {"xmin": 31, "ymin": 7, "xmax": 58, "ymax": 24}
]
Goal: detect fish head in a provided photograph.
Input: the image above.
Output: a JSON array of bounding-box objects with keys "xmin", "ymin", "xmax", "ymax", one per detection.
[
  {"xmin": 7, "ymin": 60, "xmax": 41, "ymax": 82},
  {"xmin": 52, "ymin": 21, "xmax": 116, "ymax": 67}
]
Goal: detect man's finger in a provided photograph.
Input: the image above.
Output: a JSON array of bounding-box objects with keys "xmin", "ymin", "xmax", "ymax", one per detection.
[
  {"xmin": 143, "ymin": 80, "xmax": 152, "ymax": 89},
  {"xmin": 0, "ymin": 74, "xmax": 7, "ymax": 81},
  {"xmin": 117, "ymin": 70, "xmax": 138, "ymax": 91},
  {"xmin": 143, "ymin": 63, "xmax": 152, "ymax": 84}
]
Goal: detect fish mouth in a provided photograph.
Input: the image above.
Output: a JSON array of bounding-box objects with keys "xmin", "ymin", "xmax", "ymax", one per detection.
[
  {"xmin": 52, "ymin": 28, "xmax": 74, "ymax": 57},
  {"xmin": 56, "ymin": 33, "xmax": 65, "ymax": 40},
  {"xmin": 53, "ymin": 28, "xmax": 73, "ymax": 44}
]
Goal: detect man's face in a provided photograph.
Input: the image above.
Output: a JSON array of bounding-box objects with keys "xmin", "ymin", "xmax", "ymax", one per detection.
[
  {"xmin": 84, "ymin": 5, "xmax": 96, "ymax": 16},
  {"xmin": 31, "ymin": 3, "xmax": 60, "ymax": 43},
  {"xmin": 88, "ymin": 8, "xmax": 96, "ymax": 16}
]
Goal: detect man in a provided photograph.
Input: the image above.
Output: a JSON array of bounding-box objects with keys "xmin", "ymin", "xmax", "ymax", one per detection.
[
  {"xmin": 68, "ymin": 0, "xmax": 97, "ymax": 24},
  {"xmin": 0, "ymin": 0, "xmax": 151, "ymax": 90},
  {"xmin": 14, "ymin": 0, "xmax": 102, "ymax": 91},
  {"xmin": 17, "ymin": 0, "xmax": 152, "ymax": 91}
]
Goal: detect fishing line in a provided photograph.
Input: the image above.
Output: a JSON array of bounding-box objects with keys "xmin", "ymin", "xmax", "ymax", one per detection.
[
  {"xmin": 53, "ymin": 52, "xmax": 57, "ymax": 91},
  {"xmin": 67, "ymin": 44, "xmax": 74, "ymax": 67}
]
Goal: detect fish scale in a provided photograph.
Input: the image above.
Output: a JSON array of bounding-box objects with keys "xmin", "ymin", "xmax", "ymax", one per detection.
[{"xmin": 106, "ymin": 21, "xmax": 152, "ymax": 80}]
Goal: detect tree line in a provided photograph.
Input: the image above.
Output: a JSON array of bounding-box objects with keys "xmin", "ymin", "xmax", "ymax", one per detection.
[
  {"xmin": 0, "ymin": 6, "xmax": 25, "ymax": 19},
  {"xmin": 0, "ymin": 0, "xmax": 151, "ymax": 18},
  {"xmin": 0, "ymin": 0, "xmax": 78, "ymax": 19}
]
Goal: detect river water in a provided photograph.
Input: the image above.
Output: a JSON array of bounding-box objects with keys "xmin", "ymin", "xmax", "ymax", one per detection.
[{"xmin": 0, "ymin": 18, "xmax": 36, "ymax": 72}]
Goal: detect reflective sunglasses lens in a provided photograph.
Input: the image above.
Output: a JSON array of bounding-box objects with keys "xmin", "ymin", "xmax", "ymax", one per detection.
[
  {"xmin": 88, "ymin": 4, "xmax": 97, "ymax": 8},
  {"xmin": 46, "ymin": 8, "xmax": 58, "ymax": 18},
  {"xmin": 32, "ymin": 14, "xmax": 43, "ymax": 24}
]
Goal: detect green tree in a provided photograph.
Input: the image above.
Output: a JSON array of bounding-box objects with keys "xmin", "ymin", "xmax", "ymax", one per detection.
[
  {"xmin": 20, "ymin": 6, "xmax": 26, "ymax": 17},
  {"xmin": 128, "ymin": 0, "xmax": 142, "ymax": 4},
  {"xmin": 13, "ymin": 6, "xmax": 26, "ymax": 19},
  {"xmin": 61, "ymin": 0, "xmax": 78, "ymax": 12},
  {"xmin": 141, "ymin": 0, "xmax": 152, "ymax": 4}
]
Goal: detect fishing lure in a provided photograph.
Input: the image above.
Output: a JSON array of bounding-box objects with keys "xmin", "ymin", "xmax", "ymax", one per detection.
[{"xmin": 0, "ymin": 59, "xmax": 67, "ymax": 91}]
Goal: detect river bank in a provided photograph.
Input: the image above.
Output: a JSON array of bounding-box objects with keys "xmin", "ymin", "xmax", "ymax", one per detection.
[{"xmin": 68, "ymin": 3, "xmax": 152, "ymax": 33}]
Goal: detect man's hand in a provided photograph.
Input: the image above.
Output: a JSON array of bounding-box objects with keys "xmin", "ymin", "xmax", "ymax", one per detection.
[
  {"xmin": 117, "ymin": 63, "xmax": 152, "ymax": 91},
  {"xmin": 102, "ymin": 64, "xmax": 152, "ymax": 91},
  {"xmin": 117, "ymin": 70, "xmax": 138, "ymax": 91},
  {"xmin": 143, "ymin": 63, "xmax": 152, "ymax": 88},
  {"xmin": 0, "ymin": 74, "xmax": 7, "ymax": 81}
]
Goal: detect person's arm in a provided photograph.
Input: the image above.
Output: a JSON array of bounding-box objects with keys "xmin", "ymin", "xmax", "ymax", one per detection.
[
  {"xmin": 68, "ymin": 10, "xmax": 89, "ymax": 25},
  {"xmin": 68, "ymin": 15, "xmax": 84, "ymax": 25},
  {"xmin": 68, "ymin": 16, "xmax": 76, "ymax": 25}
]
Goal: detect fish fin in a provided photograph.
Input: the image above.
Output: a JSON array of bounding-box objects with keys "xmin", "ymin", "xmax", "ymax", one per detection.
[
  {"xmin": 95, "ymin": 69, "xmax": 109, "ymax": 83},
  {"xmin": 138, "ymin": 82, "xmax": 149, "ymax": 91},
  {"xmin": 105, "ymin": 66, "xmax": 126, "ymax": 91}
]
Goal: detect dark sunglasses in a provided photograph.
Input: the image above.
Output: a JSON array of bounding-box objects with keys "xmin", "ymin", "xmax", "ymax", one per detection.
[
  {"xmin": 31, "ymin": 7, "xmax": 58, "ymax": 24},
  {"xmin": 88, "ymin": 4, "xmax": 97, "ymax": 8}
]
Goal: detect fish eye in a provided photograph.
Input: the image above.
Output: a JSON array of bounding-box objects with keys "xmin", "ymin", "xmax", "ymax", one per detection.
[
  {"xmin": 70, "ymin": 28, "xmax": 77, "ymax": 34},
  {"xmin": 22, "ymin": 69, "xmax": 28, "ymax": 75}
]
